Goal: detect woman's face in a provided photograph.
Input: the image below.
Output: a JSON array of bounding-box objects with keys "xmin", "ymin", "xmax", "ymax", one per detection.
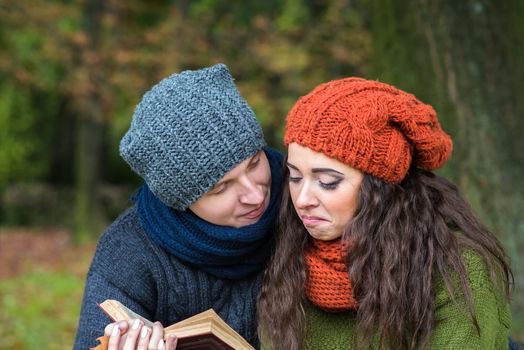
[
  {"xmin": 287, "ymin": 143, "xmax": 364, "ymax": 241},
  {"xmin": 189, "ymin": 150, "xmax": 271, "ymax": 228}
]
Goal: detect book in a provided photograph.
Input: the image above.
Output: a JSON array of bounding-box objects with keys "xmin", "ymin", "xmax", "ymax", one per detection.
[{"xmin": 93, "ymin": 299, "xmax": 255, "ymax": 350}]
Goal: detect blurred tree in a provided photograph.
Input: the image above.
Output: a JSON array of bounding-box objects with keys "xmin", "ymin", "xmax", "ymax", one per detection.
[
  {"xmin": 0, "ymin": 83, "xmax": 41, "ymax": 189},
  {"xmin": 369, "ymin": 0, "xmax": 524, "ymax": 336},
  {"xmin": 0, "ymin": 1, "xmax": 71, "ymax": 225},
  {"xmin": 0, "ymin": 0, "xmax": 175, "ymax": 238},
  {"xmin": 72, "ymin": 0, "xmax": 107, "ymax": 243}
]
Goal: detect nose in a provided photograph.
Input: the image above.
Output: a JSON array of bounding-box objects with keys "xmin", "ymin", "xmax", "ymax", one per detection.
[
  {"xmin": 294, "ymin": 182, "xmax": 319, "ymax": 209},
  {"xmin": 238, "ymin": 175, "xmax": 265, "ymax": 205}
]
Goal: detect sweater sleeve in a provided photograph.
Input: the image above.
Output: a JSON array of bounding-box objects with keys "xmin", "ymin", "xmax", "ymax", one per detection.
[
  {"xmin": 428, "ymin": 251, "xmax": 511, "ymax": 349},
  {"xmin": 73, "ymin": 209, "xmax": 164, "ymax": 350}
]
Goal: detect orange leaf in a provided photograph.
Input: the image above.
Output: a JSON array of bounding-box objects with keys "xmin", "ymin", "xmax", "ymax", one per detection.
[{"xmin": 90, "ymin": 335, "xmax": 110, "ymax": 350}]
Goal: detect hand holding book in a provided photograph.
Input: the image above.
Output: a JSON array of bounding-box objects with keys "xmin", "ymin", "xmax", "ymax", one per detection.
[{"xmin": 91, "ymin": 299, "xmax": 255, "ymax": 350}]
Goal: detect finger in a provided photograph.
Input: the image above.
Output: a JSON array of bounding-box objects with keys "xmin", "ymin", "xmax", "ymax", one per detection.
[
  {"xmin": 108, "ymin": 322, "xmax": 122, "ymax": 350},
  {"xmin": 165, "ymin": 334, "xmax": 178, "ymax": 350},
  {"xmin": 148, "ymin": 321, "xmax": 164, "ymax": 350},
  {"xmin": 137, "ymin": 326, "xmax": 151, "ymax": 350},
  {"xmin": 118, "ymin": 321, "xmax": 130, "ymax": 335},
  {"xmin": 104, "ymin": 322, "xmax": 116, "ymax": 336},
  {"xmin": 105, "ymin": 321, "xmax": 130, "ymax": 337},
  {"xmin": 123, "ymin": 319, "xmax": 143, "ymax": 350}
]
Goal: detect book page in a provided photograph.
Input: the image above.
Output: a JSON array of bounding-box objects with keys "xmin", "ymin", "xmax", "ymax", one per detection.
[{"xmin": 98, "ymin": 300, "xmax": 154, "ymax": 328}]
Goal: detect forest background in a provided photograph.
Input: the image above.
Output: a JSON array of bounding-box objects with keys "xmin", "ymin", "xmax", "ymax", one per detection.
[{"xmin": 0, "ymin": 0, "xmax": 523, "ymax": 348}]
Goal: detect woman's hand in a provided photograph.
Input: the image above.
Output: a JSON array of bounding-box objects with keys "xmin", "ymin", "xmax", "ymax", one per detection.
[{"xmin": 104, "ymin": 320, "xmax": 178, "ymax": 350}]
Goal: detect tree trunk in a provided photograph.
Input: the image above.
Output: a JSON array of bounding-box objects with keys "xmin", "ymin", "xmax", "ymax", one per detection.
[
  {"xmin": 370, "ymin": 0, "xmax": 524, "ymax": 336},
  {"xmin": 73, "ymin": 0, "xmax": 106, "ymax": 244},
  {"xmin": 74, "ymin": 117, "xmax": 104, "ymax": 243}
]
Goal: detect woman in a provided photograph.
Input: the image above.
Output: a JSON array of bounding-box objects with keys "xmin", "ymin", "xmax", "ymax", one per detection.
[
  {"xmin": 73, "ymin": 64, "xmax": 282, "ymax": 350},
  {"xmin": 258, "ymin": 77, "xmax": 514, "ymax": 349}
]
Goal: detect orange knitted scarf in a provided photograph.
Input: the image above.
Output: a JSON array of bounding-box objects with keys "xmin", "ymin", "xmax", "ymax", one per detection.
[{"xmin": 304, "ymin": 238, "xmax": 357, "ymax": 311}]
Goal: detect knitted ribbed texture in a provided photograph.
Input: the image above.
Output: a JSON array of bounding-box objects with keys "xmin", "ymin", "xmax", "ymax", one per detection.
[
  {"xmin": 73, "ymin": 207, "xmax": 263, "ymax": 350},
  {"xmin": 303, "ymin": 251, "xmax": 511, "ymax": 349},
  {"xmin": 120, "ymin": 63, "xmax": 266, "ymax": 210},
  {"xmin": 305, "ymin": 239, "xmax": 357, "ymax": 311},
  {"xmin": 284, "ymin": 77, "xmax": 453, "ymax": 183}
]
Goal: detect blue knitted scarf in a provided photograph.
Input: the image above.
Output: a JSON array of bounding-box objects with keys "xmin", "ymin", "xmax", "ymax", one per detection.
[{"xmin": 136, "ymin": 147, "xmax": 283, "ymax": 279}]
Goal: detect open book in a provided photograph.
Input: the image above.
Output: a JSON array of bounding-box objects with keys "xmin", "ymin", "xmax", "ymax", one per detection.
[{"xmin": 94, "ymin": 299, "xmax": 255, "ymax": 350}]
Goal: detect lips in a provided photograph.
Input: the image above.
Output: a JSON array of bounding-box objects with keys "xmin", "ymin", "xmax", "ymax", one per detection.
[
  {"xmin": 301, "ymin": 215, "xmax": 328, "ymax": 226},
  {"xmin": 242, "ymin": 204, "xmax": 266, "ymax": 220}
]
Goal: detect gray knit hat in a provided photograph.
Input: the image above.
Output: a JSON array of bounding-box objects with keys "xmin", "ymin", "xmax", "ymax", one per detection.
[{"xmin": 120, "ymin": 63, "xmax": 266, "ymax": 210}]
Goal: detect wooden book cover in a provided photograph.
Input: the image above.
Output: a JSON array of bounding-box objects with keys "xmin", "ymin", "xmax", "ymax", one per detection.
[{"xmin": 97, "ymin": 299, "xmax": 255, "ymax": 350}]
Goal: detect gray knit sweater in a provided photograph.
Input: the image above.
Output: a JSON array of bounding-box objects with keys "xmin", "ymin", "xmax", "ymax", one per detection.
[{"xmin": 73, "ymin": 206, "xmax": 262, "ymax": 349}]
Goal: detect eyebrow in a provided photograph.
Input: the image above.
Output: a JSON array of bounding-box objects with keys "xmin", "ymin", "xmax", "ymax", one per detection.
[{"xmin": 286, "ymin": 162, "xmax": 344, "ymax": 176}]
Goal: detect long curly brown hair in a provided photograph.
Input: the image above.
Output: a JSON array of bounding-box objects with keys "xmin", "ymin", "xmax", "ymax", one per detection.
[{"xmin": 257, "ymin": 165, "xmax": 512, "ymax": 350}]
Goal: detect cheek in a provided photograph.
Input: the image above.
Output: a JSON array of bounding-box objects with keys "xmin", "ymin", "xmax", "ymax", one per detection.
[
  {"xmin": 191, "ymin": 194, "xmax": 238, "ymax": 224},
  {"xmin": 210, "ymin": 194, "xmax": 238, "ymax": 216},
  {"xmin": 326, "ymin": 189, "xmax": 359, "ymax": 223}
]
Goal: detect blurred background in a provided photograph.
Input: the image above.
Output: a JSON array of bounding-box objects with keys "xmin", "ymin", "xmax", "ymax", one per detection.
[{"xmin": 0, "ymin": 0, "xmax": 523, "ymax": 348}]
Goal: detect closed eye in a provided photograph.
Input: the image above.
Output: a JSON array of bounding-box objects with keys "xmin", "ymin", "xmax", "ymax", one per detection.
[
  {"xmin": 248, "ymin": 155, "xmax": 261, "ymax": 170},
  {"xmin": 209, "ymin": 182, "xmax": 228, "ymax": 195},
  {"xmin": 289, "ymin": 176, "xmax": 302, "ymax": 183},
  {"xmin": 319, "ymin": 179, "xmax": 342, "ymax": 190}
]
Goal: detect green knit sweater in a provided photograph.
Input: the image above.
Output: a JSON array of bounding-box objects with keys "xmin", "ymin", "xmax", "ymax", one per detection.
[{"xmin": 305, "ymin": 251, "xmax": 511, "ymax": 349}]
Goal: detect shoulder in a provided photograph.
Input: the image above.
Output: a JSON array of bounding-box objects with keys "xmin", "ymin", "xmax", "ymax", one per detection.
[
  {"xmin": 460, "ymin": 250, "xmax": 503, "ymax": 292},
  {"xmin": 435, "ymin": 250, "xmax": 503, "ymax": 294},
  {"xmin": 95, "ymin": 206, "xmax": 168, "ymax": 260},
  {"xmin": 431, "ymin": 252, "xmax": 511, "ymax": 348},
  {"xmin": 434, "ymin": 249, "xmax": 509, "ymax": 317},
  {"xmin": 99, "ymin": 206, "xmax": 144, "ymax": 244},
  {"xmin": 87, "ymin": 206, "xmax": 165, "ymax": 279}
]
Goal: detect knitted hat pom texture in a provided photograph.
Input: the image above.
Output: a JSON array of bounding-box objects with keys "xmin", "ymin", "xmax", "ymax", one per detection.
[{"xmin": 284, "ymin": 78, "xmax": 452, "ymax": 183}]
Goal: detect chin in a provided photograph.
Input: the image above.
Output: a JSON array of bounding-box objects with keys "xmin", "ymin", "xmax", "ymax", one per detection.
[
  {"xmin": 313, "ymin": 236, "xmax": 335, "ymax": 241},
  {"xmin": 308, "ymin": 231, "xmax": 342, "ymax": 241},
  {"xmin": 307, "ymin": 231, "xmax": 326, "ymax": 240}
]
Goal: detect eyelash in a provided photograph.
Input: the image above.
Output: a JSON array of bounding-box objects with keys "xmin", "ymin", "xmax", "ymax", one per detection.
[
  {"xmin": 212, "ymin": 184, "xmax": 227, "ymax": 195},
  {"xmin": 288, "ymin": 176, "xmax": 341, "ymax": 190},
  {"xmin": 289, "ymin": 176, "xmax": 301, "ymax": 184},
  {"xmin": 320, "ymin": 180, "xmax": 340, "ymax": 190}
]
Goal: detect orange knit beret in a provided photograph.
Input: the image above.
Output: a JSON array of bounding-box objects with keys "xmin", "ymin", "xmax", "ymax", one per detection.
[{"xmin": 284, "ymin": 77, "xmax": 453, "ymax": 183}]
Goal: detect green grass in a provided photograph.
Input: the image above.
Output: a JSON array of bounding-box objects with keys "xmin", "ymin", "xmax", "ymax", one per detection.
[{"xmin": 0, "ymin": 268, "xmax": 85, "ymax": 350}]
